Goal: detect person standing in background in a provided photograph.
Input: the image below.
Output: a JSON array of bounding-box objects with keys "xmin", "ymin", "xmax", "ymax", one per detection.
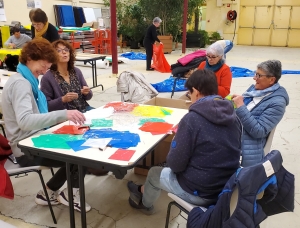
[
  {"xmin": 30, "ymin": 8, "xmax": 60, "ymax": 43},
  {"xmin": 214, "ymin": 40, "xmax": 233, "ymax": 58},
  {"xmin": 143, "ymin": 17, "xmax": 163, "ymax": 71}
]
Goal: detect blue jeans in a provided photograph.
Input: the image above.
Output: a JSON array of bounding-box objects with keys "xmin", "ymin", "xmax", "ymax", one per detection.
[
  {"xmin": 224, "ymin": 42, "xmax": 233, "ymax": 58},
  {"xmin": 142, "ymin": 167, "xmax": 215, "ymax": 208}
]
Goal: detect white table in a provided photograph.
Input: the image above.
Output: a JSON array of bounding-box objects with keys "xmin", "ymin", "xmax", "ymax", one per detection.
[{"xmin": 18, "ymin": 104, "xmax": 188, "ymax": 228}]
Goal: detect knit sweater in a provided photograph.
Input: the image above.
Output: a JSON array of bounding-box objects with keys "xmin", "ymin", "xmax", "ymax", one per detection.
[
  {"xmin": 167, "ymin": 96, "xmax": 242, "ymax": 200},
  {"xmin": 40, "ymin": 67, "xmax": 93, "ymax": 112},
  {"xmin": 1, "ymin": 73, "xmax": 67, "ymax": 157},
  {"xmin": 198, "ymin": 61, "xmax": 232, "ymax": 98}
]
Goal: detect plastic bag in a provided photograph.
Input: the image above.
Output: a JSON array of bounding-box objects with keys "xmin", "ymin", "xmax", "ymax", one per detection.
[
  {"xmin": 151, "ymin": 76, "xmax": 188, "ymax": 92},
  {"xmin": 151, "ymin": 44, "xmax": 172, "ymax": 73}
]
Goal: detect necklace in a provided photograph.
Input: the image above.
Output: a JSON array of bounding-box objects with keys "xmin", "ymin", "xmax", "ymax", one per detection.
[{"xmin": 59, "ymin": 71, "xmax": 69, "ymax": 77}]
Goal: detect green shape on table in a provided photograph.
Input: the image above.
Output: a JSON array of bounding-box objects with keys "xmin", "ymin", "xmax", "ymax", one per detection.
[
  {"xmin": 32, "ymin": 134, "xmax": 83, "ymax": 149},
  {"xmin": 139, "ymin": 118, "xmax": 166, "ymax": 125},
  {"xmin": 160, "ymin": 108, "xmax": 172, "ymax": 115},
  {"xmin": 91, "ymin": 119, "xmax": 113, "ymax": 127}
]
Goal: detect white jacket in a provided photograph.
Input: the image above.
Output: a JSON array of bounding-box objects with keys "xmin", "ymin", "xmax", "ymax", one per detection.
[{"xmin": 117, "ymin": 71, "xmax": 158, "ymax": 103}]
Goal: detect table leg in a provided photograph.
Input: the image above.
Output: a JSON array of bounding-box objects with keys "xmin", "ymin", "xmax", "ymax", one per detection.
[
  {"xmin": 90, "ymin": 60, "xmax": 95, "ymax": 88},
  {"xmin": 78, "ymin": 165, "xmax": 87, "ymax": 228},
  {"xmin": 93, "ymin": 60, "xmax": 97, "ymax": 88},
  {"xmin": 66, "ymin": 162, "xmax": 75, "ymax": 228}
]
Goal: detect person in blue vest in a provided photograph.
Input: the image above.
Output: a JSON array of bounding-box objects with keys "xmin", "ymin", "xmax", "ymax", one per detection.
[
  {"xmin": 232, "ymin": 60, "xmax": 289, "ymax": 167},
  {"xmin": 127, "ymin": 69, "xmax": 242, "ymax": 215}
]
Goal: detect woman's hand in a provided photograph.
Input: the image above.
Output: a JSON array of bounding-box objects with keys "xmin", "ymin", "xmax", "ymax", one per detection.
[
  {"xmin": 81, "ymin": 86, "xmax": 90, "ymax": 96},
  {"xmin": 62, "ymin": 92, "xmax": 78, "ymax": 103},
  {"xmin": 66, "ymin": 110, "xmax": 86, "ymax": 125},
  {"xmin": 232, "ymin": 94, "xmax": 244, "ymax": 108}
]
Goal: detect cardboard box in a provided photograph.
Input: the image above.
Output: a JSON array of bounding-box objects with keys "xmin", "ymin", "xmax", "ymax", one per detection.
[
  {"xmin": 82, "ymin": 22, "xmax": 99, "ymax": 29},
  {"xmin": 134, "ymin": 97, "xmax": 191, "ymax": 175}
]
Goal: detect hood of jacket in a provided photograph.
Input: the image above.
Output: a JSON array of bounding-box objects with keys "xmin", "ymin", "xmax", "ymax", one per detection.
[{"xmin": 189, "ymin": 95, "xmax": 237, "ymax": 126}]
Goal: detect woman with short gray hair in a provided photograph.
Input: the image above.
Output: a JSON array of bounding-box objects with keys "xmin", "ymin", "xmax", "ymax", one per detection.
[
  {"xmin": 143, "ymin": 17, "xmax": 163, "ymax": 71},
  {"xmin": 232, "ymin": 60, "xmax": 289, "ymax": 167}
]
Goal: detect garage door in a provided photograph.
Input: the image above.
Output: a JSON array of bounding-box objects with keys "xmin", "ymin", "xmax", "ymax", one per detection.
[{"xmin": 238, "ymin": 0, "xmax": 300, "ymax": 47}]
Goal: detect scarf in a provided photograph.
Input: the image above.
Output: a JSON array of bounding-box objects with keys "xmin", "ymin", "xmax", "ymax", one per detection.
[
  {"xmin": 204, "ymin": 59, "xmax": 224, "ymax": 72},
  {"xmin": 34, "ymin": 22, "xmax": 49, "ymax": 39},
  {"xmin": 17, "ymin": 63, "xmax": 48, "ymax": 113},
  {"xmin": 243, "ymin": 83, "xmax": 280, "ymax": 105}
]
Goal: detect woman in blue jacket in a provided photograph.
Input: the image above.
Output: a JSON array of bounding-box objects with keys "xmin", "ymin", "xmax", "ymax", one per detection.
[{"xmin": 232, "ymin": 60, "xmax": 289, "ymax": 167}]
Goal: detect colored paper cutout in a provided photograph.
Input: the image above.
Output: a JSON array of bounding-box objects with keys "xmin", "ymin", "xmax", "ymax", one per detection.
[
  {"xmin": 104, "ymin": 102, "xmax": 138, "ymax": 112},
  {"xmin": 53, "ymin": 125, "xmax": 90, "ymax": 135},
  {"xmin": 139, "ymin": 122, "xmax": 173, "ymax": 135},
  {"xmin": 66, "ymin": 140, "xmax": 91, "ymax": 152},
  {"xmin": 91, "ymin": 119, "xmax": 113, "ymax": 127},
  {"xmin": 83, "ymin": 129, "xmax": 140, "ymax": 149},
  {"xmin": 81, "ymin": 138, "xmax": 112, "ymax": 150},
  {"xmin": 109, "ymin": 149, "xmax": 135, "ymax": 161},
  {"xmin": 32, "ymin": 134, "xmax": 83, "ymax": 149},
  {"xmin": 139, "ymin": 118, "xmax": 165, "ymax": 125},
  {"xmin": 132, "ymin": 106, "xmax": 173, "ymax": 117}
]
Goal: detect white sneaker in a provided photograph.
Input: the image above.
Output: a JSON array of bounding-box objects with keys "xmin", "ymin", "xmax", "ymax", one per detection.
[
  {"xmin": 58, "ymin": 188, "xmax": 91, "ymax": 212},
  {"xmin": 35, "ymin": 189, "xmax": 60, "ymax": 205}
]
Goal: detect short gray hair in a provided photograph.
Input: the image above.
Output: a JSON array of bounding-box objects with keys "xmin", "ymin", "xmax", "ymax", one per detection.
[
  {"xmin": 257, "ymin": 60, "xmax": 282, "ymax": 83},
  {"xmin": 153, "ymin": 17, "xmax": 162, "ymax": 23},
  {"xmin": 207, "ymin": 42, "xmax": 224, "ymax": 60}
]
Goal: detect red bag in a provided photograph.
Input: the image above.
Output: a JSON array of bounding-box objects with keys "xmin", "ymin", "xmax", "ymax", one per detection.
[
  {"xmin": 53, "ymin": 125, "xmax": 90, "ymax": 135},
  {"xmin": 0, "ymin": 134, "xmax": 14, "ymax": 199},
  {"xmin": 151, "ymin": 44, "xmax": 172, "ymax": 73}
]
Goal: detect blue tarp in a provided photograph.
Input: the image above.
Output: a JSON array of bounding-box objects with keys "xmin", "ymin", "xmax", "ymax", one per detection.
[
  {"xmin": 230, "ymin": 67, "xmax": 300, "ymax": 78},
  {"xmin": 121, "ymin": 52, "xmax": 147, "ymax": 60},
  {"xmin": 151, "ymin": 77, "xmax": 187, "ymax": 92}
]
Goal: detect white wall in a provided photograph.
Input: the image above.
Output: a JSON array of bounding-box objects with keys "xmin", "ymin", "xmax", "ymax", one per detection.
[{"xmin": 0, "ymin": 0, "xmax": 104, "ymax": 26}]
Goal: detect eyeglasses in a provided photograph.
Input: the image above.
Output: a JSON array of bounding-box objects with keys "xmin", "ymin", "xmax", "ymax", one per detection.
[
  {"xmin": 56, "ymin": 48, "xmax": 70, "ymax": 53},
  {"xmin": 206, "ymin": 55, "xmax": 219, "ymax": 59},
  {"xmin": 254, "ymin": 72, "xmax": 273, "ymax": 78},
  {"xmin": 32, "ymin": 23, "xmax": 43, "ymax": 27}
]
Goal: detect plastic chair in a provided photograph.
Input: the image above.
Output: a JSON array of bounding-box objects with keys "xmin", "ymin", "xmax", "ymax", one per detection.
[
  {"xmin": 4, "ymin": 159, "xmax": 57, "ymax": 224},
  {"xmin": 264, "ymin": 127, "xmax": 276, "ymax": 156},
  {"xmin": 165, "ymin": 189, "xmax": 239, "ymax": 228}
]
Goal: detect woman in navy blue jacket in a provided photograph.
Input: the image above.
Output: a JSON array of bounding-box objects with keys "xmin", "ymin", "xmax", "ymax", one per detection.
[{"xmin": 232, "ymin": 60, "xmax": 289, "ymax": 167}]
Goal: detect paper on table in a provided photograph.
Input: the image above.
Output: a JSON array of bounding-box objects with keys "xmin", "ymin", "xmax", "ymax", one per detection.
[
  {"xmin": 109, "ymin": 149, "xmax": 135, "ymax": 161},
  {"xmin": 84, "ymin": 107, "xmax": 114, "ymax": 120},
  {"xmin": 81, "ymin": 138, "xmax": 112, "ymax": 150}
]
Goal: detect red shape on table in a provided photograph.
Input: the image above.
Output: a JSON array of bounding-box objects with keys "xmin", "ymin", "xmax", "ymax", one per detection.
[
  {"xmin": 53, "ymin": 125, "xmax": 90, "ymax": 135},
  {"xmin": 139, "ymin": 122, "xmax": 173, "ymax": 135},
  {"xmin": 104, "ymin": 102, "xmax": 138, "ymax": 112},
  {"xmin": 109, "ymin": 149, "xmax": 135, "ymax": 161}
]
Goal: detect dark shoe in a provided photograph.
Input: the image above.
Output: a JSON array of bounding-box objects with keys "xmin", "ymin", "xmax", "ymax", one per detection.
[
  {"xmin": 127, "ymin": 181, "xmax": 142, "ymax": 205},
  {"xmin": 146, "ymin": 68, "xmax": 155, "ymax": 71},
  {"xmin": 128, "ymin": 197, "xmax": 154, "ymax": 215},
  {"xmin": 87, "ymin": 168, "xmax": 109, "ymax": 176}
]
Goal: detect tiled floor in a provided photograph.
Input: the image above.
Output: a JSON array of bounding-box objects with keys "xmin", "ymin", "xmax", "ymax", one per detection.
[{"xmin": 0, "ymin": 45, "xmax": 299, "ymax": 227}]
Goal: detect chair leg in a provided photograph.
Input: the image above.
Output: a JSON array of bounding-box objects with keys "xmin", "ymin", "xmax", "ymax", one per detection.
[
  {"xmin": 35, "ymin": 170, "xmax": 57, "ymax": 224},
  {"xmin": 165, "ymin": 201, "xmax": 189, "ymax": 228},
  {"xmin": 50, "ymin": 168, "xmax": 55, "ymax": 176},
  {"xmin": 0, "ymin": 124, "xmax": 6, "ymax": 138}
]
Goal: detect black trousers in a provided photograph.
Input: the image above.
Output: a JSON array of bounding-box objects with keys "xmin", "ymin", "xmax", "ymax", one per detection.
[
  {"xmin": 144, "ymin": 39, "xmax": 153, "ymax": 69},
  {"xmin": 16, "ymin": 155, "xmax": 86, "ymax": 191}
]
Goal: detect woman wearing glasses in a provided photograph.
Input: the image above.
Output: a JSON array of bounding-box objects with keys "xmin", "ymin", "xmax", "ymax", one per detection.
[
  {"xmin": 41, "ymin": 40, "xmax": 93, "ymax": 113},
  {"xmin": 198, "ymin": 42, "xmax": 232, "ymax": 98},
  {"xmin": 30, "ymin": 8, "xmax": 60, "ymax": 43},
  {"xmin": 232, "ymin": 60, "xmax": 289, "ymax": 167}
]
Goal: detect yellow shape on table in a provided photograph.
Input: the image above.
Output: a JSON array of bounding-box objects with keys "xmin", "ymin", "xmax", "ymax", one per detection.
[
  {"xmin": 0, "ymin": 48, "xmax": 22, "ymax": 61},
  {"xmin": 131, "ymin": 106, "xmax": 173, "ymax": 117}
]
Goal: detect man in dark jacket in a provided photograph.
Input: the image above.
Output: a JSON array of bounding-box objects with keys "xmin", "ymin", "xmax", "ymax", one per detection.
[
  {"xmin": 143, "ymin": 17, "xmax": 163, "ymax": 71},
  {"xmin": 127, "ymin": 69, "xmax": 242, "ymax": 215}
]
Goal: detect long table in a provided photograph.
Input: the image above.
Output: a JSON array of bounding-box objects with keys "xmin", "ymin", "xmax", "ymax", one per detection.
[
  {"xmin": 18, "ymin": 104, "xmax": 188, "ymax": 228},
  {"xmin": 75, "ymin": 53, "xmax": 106, "ymax": 90}
]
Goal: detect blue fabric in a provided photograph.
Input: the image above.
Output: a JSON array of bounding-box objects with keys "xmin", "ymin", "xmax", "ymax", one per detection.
[
  {"xmin": 204, "ymin": 59, "xmax": 224, "ymax": 72},
  {"xmin": 236, "ymin": 85, "xmax": 289, "ymax": 167},
  {"xmin": 83, "ymin": 129, "xmax": 140, "ymax": 149},
  {"xmin": 58, "ymin": 5, "xmax": 76, "ymax": 27},
  {"xmin": 151, "ymin": 76, "xmax": 187, "ymax": 92},
  {"xmin": 17, "ymin": 63, "xmax": 48, "ymax": 114},
  {"xmin": 120, "ymin": 52, "xmax": 147, "ymax": 60}
]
